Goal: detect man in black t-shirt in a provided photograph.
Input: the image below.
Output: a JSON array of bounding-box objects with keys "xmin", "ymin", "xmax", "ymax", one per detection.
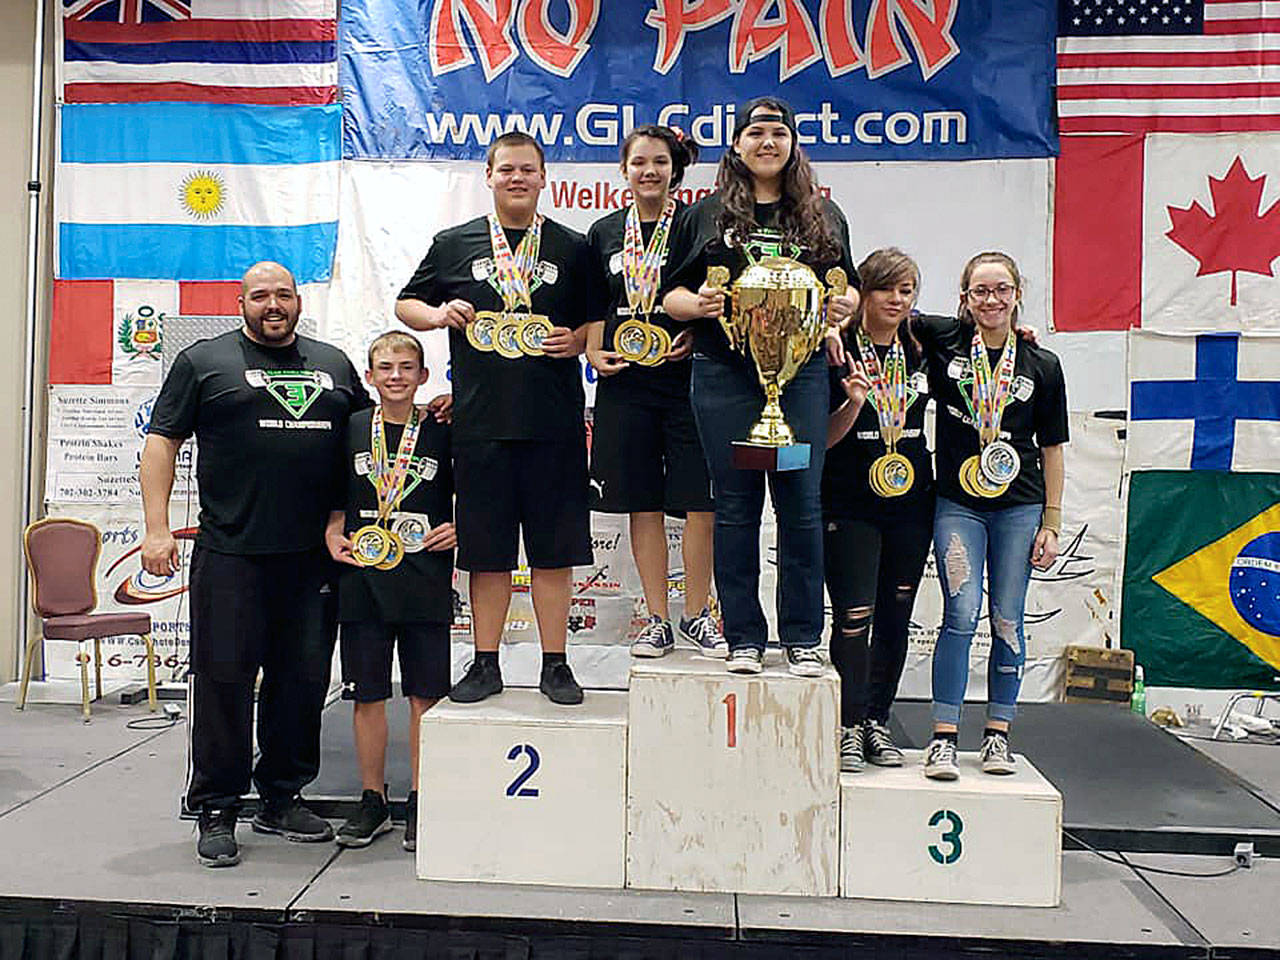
[
  {"xmin": 140, "ymin": 261, "xmax": 372, "ymax": 868},
  {"xmin": 324, "ymin": 331, "xmax": 455, "ymax": 853}
]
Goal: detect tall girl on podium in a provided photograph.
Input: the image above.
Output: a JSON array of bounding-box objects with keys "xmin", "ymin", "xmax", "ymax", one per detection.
[
  {"xmin": 823, "ymin": 249, "xmax": 935, "ymax": 773},
  {"xmin": 585, "ymin": 126, "xmax": 726, "ymax": 659},
  {"xmin": 912, "ymin": 252, "xmax": 1068, "ymax": 780},
  {"xmin": 662, "ymin": 97, "xmax": 859, "ymax": 676}
]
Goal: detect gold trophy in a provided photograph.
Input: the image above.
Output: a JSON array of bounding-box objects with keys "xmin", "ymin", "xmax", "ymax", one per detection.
[{"xmin": 707, "ymin": 250, "xmax": 847, "ymax": 471}]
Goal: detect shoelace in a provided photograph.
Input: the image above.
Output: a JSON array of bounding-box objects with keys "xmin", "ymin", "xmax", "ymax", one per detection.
[
  {"xmin": 929, "ymin": 740, "xmax": 956, "ymax": 764},
  {"xmin": 637, "ymin": 619, "xmax": 669, "ymax": 643},
  {"xmin": 791, "ymin": 648, "xmax": 822, "ymax": 662},
  {"xmin": 866, "ymin": 725, "xmax": 896, "ymax": 752},
  {"xmin": 688, "ymin": 615, "xmax": 721, "ymax": 643},
  {"xmin": 982, "ymin": 735, "xmax": 1010, "ymax": 760},
  {"xmin": 841, "ymin": 727, "xmax": 864, "ymax": 753}
]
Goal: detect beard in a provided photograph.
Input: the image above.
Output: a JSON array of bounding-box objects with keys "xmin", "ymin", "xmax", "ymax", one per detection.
[{"xmin": 243, "ymin": 308, "xmax": 299, "ymax": 344}]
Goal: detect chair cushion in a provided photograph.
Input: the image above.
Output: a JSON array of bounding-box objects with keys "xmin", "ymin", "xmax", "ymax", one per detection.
[{"xmin": 43, "ymin": 612, "xmax": 151, "ymax": 641}]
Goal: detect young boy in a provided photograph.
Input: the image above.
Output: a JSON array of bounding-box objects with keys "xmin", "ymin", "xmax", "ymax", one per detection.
[{"xmin": 326, "ymin": 331, "xmax": 455, "ymax": 851}]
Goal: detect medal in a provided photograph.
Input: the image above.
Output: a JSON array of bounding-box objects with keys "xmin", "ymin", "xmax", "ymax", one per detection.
[
  {"xmin": 517, "ymin": 314, "xmax": 553, "ymax": 356},
  {"xmin": 354, "ymin": 404, "xmax": 422, "ymax": 570},
  {"xmin": 391, "ymin": 515, "xmax": 428, "ymax": 552},
  {"xmin": 980, "ymin": 439, "xmax": 1021, "ymax": 486},
  {"xmin": 352, "ymin": 524, "xmax": 392, "ymax": 567},
  {"xmin": 493, "ymin": 314, "xmax": 524, "ymax": 359},
  {"xmin": 374, "ymin": 529, "xmax": 405, "ymax": 571},
  {"xmin": 466, "ymin": 311, "xmax": 499, "ymax": 352},
  {"xmin": 966, "ymin": 328, "xmax": 1019, "ymax": 496},
  {"xmin": 856, "ymin": 330, "xmax": 914, "ymax": 498},
  {"xmin": 482, "ymin": 213, "xmax": 544, "ymax": 360},
  {"xmin": 613, "ymin": 199, "xmax": 676, "ymax": 364}
]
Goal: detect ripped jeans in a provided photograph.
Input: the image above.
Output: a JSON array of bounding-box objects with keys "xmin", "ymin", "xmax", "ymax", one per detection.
[{"xmin": 931, "ymin": 497, "xmax": 1042, "ymax": 726}]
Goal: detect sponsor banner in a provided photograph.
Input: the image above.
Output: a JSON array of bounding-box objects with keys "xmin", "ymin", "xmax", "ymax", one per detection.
[
  {"xmin": 42, "ymin": 501, "xmax": 196, "ymax": 684},
  {"xmin": 341, "ymin": 0, "xmax": 1057, "ymax": 162},
  {"xmin": 46, "ymin": 385, "xmax": 198, "ymax": 503},
  {"xmin": 1121, "ymin": 470, "xmax": 1280, "ymax": 689}
]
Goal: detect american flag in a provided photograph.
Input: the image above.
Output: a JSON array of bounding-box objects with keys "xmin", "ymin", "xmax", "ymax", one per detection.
[{"xmin": 1057, "ymin": 0, "xmax": 1280, "ymax": 133}]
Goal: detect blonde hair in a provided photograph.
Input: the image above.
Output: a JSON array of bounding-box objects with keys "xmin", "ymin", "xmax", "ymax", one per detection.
[
  {"xmin": 958, "ymin": 251, "xmax": 1023, "ymax": 327},
  {"xmin": 367, "ymin": 330, "xmax": 424, "ymax": 369}
]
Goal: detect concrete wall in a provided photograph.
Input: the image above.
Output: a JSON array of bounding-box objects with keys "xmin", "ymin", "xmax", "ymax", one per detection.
[{"xmin": 0, "ymin": 2, "xmax": 53, "ymax": 681}]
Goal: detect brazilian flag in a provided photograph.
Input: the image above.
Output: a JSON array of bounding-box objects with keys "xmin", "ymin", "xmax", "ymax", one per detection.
[{"xmin": 1122, "ymin": 471, "xmax": 1280, "ymax": 689}]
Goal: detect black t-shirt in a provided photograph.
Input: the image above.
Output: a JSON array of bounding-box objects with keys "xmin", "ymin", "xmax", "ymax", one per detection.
[
  {"xmin": 662, "ymin": 193, "xmax": 859, "ymax": 366},
  {"xmin": 338, "ymin": 407, "xmax": 454, "ymax": 624},
  {"xmin": 148, "ymin": 330, "xmax": 372, "ymax": 554},
  {"xmin": 822, "ymin": 335, "xmax": 934, "ymax": 521},
  {"xmin": 913, "ymin": 314, "xmax": 1069, "ymax": 511},
  {"xmin": 397, "ymin": 215, "xmax": 608, "ymax": 443},
  {"xmin": 587, "ymin": 205, "xmax": 689, "ymax": 404}
]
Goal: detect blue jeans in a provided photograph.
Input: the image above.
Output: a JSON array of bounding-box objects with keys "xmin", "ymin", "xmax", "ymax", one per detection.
[
  {"xmin": 931, "ymin": 497, "xmax": 1042, "ymax": 726},
  {"xmin": 690, "ymin": 353, "xmax": 828, "ymax": 651}
]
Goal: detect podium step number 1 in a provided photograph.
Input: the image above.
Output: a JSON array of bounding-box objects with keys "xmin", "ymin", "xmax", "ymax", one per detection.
[{"xmin": 417, "ymin": 689, "xmax": 628, "ymax": 888}]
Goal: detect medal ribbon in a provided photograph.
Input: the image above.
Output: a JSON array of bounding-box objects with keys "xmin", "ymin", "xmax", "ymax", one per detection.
[
  {"xmin": 371, "ymin": 405, "xmax": 421, "ymax": 522},
  {"xmin": 969, "ymin": 329, "xmax": 1017, "ymax": 446},
  {"xmin": 622, "ymin": 198, "xmax": 675, "ymax": 318},
  {"xmin": 487, "ymin": 213, "xmax": 544, "ymax": 312},
  {"xmin": 855, "ymin": 330, "xmax": 907, "ymax": 450}
]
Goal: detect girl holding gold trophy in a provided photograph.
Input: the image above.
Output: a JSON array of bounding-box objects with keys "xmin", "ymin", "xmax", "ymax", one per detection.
[
  {"xmin": 663, "ymin": 98, "xmax": 859, "ymax": 676},
  {"xmin": 585, "ymin": 126, "xmax": 725, "ymax": 659}
]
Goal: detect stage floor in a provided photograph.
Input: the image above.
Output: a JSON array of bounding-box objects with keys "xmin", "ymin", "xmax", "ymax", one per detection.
[{"xmin": 0, "ymin": 692, "xmax": 1277, "ymax": 957}]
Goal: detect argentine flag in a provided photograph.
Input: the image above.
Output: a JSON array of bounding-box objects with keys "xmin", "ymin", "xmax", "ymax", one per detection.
[{"xmin": 55, "ymin": 102, "xmax": 339, "ymax": 284}]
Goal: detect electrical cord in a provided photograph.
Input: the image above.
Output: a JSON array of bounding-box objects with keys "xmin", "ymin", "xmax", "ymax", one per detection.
[
  {"xmin": 125, "ymin": 712, "xmax": 183, "ymax": 731},
  {"xmin": 1064, "ymin": 830, "xmax": 1244, "ymax": 879}
]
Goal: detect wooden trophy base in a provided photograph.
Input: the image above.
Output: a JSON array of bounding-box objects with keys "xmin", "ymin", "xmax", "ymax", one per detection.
[{"xmin": 731, "ymin": 441, "xmax": 810, "ymax": 471}]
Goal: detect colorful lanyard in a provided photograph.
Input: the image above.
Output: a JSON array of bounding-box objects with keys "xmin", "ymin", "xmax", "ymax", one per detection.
[
  {"xmin": 856, "ymin": 329, "xmax": 907, "ymax": 449},
  {"xmin": 969, "ymin": 329, "xmax": 1016, "ymax": 446},
  {"xmin": 371, "ymin": 405, "xmax": 421, "ymax": 519},
  {"xmin": 622, "ymin": 199, "xmax": 676, "ymax": 317},
  {"xmin": 487, "ymin": 213, "xmax": 543, "ymax": 312}
]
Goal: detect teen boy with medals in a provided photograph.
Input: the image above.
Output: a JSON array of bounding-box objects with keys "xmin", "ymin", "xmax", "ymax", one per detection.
[{"xmin": 395, "ymin": 131, "xmax": 608, "ymax": 706}]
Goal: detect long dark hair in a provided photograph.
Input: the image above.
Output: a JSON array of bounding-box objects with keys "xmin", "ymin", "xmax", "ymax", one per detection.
[
  {"xmin": 848, "ymin": 247, "xmax": 922, "ymax": 368},
  {"xmin": 620, "ymin": 124, "xmax": 699, "ymax": 190},
  {"xmin": 715, "ymin": 97, "xmax": 840, "ymax": 264}
]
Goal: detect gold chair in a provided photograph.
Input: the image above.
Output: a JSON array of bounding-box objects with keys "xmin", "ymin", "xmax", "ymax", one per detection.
[{"xmin": 19, "ymin": 517, "xmax": 157, "ymax": 720}]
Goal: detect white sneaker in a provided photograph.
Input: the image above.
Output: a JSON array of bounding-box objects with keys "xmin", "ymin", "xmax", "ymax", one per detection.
[
  {"xmin": 980, "ymin": 732, "xmax": 1017, "ymax": 775},
  {"xmin": 924, "ymin": 737, "xmax": 960, "ymax": 781},
  {"xmin": 785, "ymin": 646, "xmax": 826, "ymax": 677},
  {"xmin": 726, "ymin": 647, "xmax": 764, "ymax": 674}
]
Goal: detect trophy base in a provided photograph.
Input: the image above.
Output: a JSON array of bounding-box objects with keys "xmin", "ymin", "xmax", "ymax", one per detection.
[{"xmin": 732, "ymin": 441, "xmax": 811, "ymax": 472}]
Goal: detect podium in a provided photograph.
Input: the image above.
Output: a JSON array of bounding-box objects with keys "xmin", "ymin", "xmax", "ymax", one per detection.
[
  {"xmin": 626, "ymin": 651, "xmax": 840, "ymax": 896},
  {"xmin": 840, "ymin": 750, "xmax": 1062, "ymax": 906},
  {"xmin": 417, "ymin": 689, "xmax": 627, "ymax": 888}
]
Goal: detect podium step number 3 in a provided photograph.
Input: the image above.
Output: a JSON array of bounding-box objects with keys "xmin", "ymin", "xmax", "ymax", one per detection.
[
  {"xmin": 417, "ymin": 689, "xmax": 627, "ymax": 888},
  {"xmin": 841, "ymin": 750, "xmax": 1063, "ymax": 907}
]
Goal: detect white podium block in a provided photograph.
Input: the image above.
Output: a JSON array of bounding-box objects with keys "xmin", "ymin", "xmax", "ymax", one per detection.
[
  {"xmin": 841, "ymin": 750, "xmax": 1062, "ymax": 906},
  {"xmin": 417, "ymin": 689, "xmax": 627, "ymax": 888},
  {"xmin": 626, "ymin": 651, "xmax": 840, "ymax": 896}
]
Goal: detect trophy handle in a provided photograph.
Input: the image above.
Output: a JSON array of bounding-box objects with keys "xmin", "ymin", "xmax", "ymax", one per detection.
[
  {"xmin": 825, "ymin": 267, "xmax": 848, "ymax": 299},
  {"xmin": 707, "ymin": 266, "xmax": 743, "ymax": 353}
]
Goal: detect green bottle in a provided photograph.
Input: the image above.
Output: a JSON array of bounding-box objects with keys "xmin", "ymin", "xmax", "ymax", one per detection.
[{"xmin": 1131, "ymin": 665, "xmax": 1146, "ymax": 717}]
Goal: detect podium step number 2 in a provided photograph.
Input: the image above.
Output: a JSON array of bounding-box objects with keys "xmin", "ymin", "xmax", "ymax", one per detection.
[{"xmin": 417, "ymin": 689, "xmax": 628, "ymax": 888}]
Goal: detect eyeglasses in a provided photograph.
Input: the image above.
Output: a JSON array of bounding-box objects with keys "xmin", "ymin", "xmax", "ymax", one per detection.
[{"xmin": 966, "ymin": 283, "xmax": 1017, "ymax": 303}]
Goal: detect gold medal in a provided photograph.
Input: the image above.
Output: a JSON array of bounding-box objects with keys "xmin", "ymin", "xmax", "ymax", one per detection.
[
  {"xmin": 374, "ymin": 529, "xmax": 404, "ymax": 570},
  {"xmin": 614, "ymin": 318, "xmax": 653, "ymax": 361},
  {"xmin": 871, "ymin": 452, "xmax": 914, "ymax": 498},
  {"xmin": 466, "ymin": 311, "xmax": 499, "ymax": 352},
  {"xmin": 635, "ymin": 324, "xmax": 672, "ymax": 366},
  {"xmin": 962, "ymin": 454, "xmax": 1008, "ymax": 499},
  {"xmin": 493, "ymin": 313, "xmax": 524, "ymax": 359},
  {"xmin": 352, "ymin": 524, "xmax": 391, "ymax": 567},
  {"xmin": 517, "ymin": 314, "xmax": 553, "ymax": 356},
  {"xmin": 959, "ymin": 455, "xmax": 980, "ymax": 498}
]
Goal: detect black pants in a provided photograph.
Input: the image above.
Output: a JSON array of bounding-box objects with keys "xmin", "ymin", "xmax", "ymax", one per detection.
[
  {"xmin": 185, "ymin": 546, "xmax": 338, "ymax": 812},
  {"xmin": 823, "ymin": 506, "xmax": 933, "ymax": 727}
]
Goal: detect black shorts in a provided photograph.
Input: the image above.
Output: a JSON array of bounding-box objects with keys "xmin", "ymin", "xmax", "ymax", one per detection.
[
  {"xmin": 590, "ymin": 387, "xmax": 714, "ymax": 514},
  {"xmin": 454, "ymin": 439, "xmax": 593, "ymax": 572},
  {"xmin": 339, "ymin": 620, "xmax": 451, "ymax": 702}
]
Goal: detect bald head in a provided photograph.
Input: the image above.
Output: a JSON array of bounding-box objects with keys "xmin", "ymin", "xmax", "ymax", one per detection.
[{"xmin": 239, "ymin": 261, "xmax": 301, "ymax": 346}]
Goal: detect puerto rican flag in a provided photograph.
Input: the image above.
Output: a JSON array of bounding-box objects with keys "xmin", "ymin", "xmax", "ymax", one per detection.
[{"xmin": 58, "ymin": 0, "xmax": 337, "ymax": 105}]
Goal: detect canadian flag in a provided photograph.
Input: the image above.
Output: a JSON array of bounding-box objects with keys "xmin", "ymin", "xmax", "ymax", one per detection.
[{"xmin": 1053, "ymin": 133, "xmax": 1280, "ymax": 333}]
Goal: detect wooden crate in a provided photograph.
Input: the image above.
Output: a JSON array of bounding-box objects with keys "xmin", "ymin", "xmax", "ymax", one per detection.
[{"xmin": 1063, "ymin": 645, "xmax": 1134, "ymax": 704}]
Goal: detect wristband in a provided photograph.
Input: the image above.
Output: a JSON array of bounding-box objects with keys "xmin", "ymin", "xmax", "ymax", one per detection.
[{"xmin": 1042, "ymin": 505, "xmax": 1062, "ymax": 535}]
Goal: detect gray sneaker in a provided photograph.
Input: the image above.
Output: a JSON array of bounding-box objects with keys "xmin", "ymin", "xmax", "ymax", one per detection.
[
  {"xmin": 924, "ymin": 737, "xmax": 960, "ymax": 781},
  {"xmin": 632, "ymin": 615, "xmax": 674, "ymax": 658},
  {"xmin": 840, "ymin": 724, "xmax": 866, "ymax": 773},
  {"xmin": 785, "ymin": 646, "xmax": 826, "ymax": 677},
  {"xmin": 980, "ymin": 732, "xmax": 1017, "ymax": 775},
  {"xmin": 726, "ymin": 647, "xmax": 764, "ymax": 674}
]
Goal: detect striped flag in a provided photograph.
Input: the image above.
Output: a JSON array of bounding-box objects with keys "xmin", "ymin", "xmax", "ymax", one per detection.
[
  {"xmin": 1052, "ymin": 0, "xmax": 1280, "ymax": 331},
  {"xmin": 59, "ymin": 0, "xmax": 337, "ymax": 105}
]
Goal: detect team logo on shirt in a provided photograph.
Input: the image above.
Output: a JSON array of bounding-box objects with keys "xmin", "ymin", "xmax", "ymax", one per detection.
[
  {"xmin": 245, "ymin": 369, "xmax": 335, "ymax": 419},
  {"xmin": 355, "ymin": 451, "xmax": 439, "ymax": 500}
]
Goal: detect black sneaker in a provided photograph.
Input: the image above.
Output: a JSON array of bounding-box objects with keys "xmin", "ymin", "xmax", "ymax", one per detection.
[
  {"xmin": 252, "ymin": 796, "xmax": 334, "ymax": 842},
  {"xmin": 449, "ymin": 657, "xmax": 503, "ymax": 703},
  {"xmin": 840, "ymin": 724, "xmax": 866, "ymax": 773},
  {"xmin": 864, "ymin": 721, "xmax": 905, "ymax": 767},
  {"xmin": 540, "ymin": 660, "xmax": 584, "ymax": 705},
  {"xmin": 403, "ymin": 790, "xmax": 418, "ymax": 852},
  {"xmin": 336, "ymin": 790, "xmax": 392, "ymax": 848},
  {"xmin": 197, "ymin": 807, "xmax": 240, "ymax": 867}
]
